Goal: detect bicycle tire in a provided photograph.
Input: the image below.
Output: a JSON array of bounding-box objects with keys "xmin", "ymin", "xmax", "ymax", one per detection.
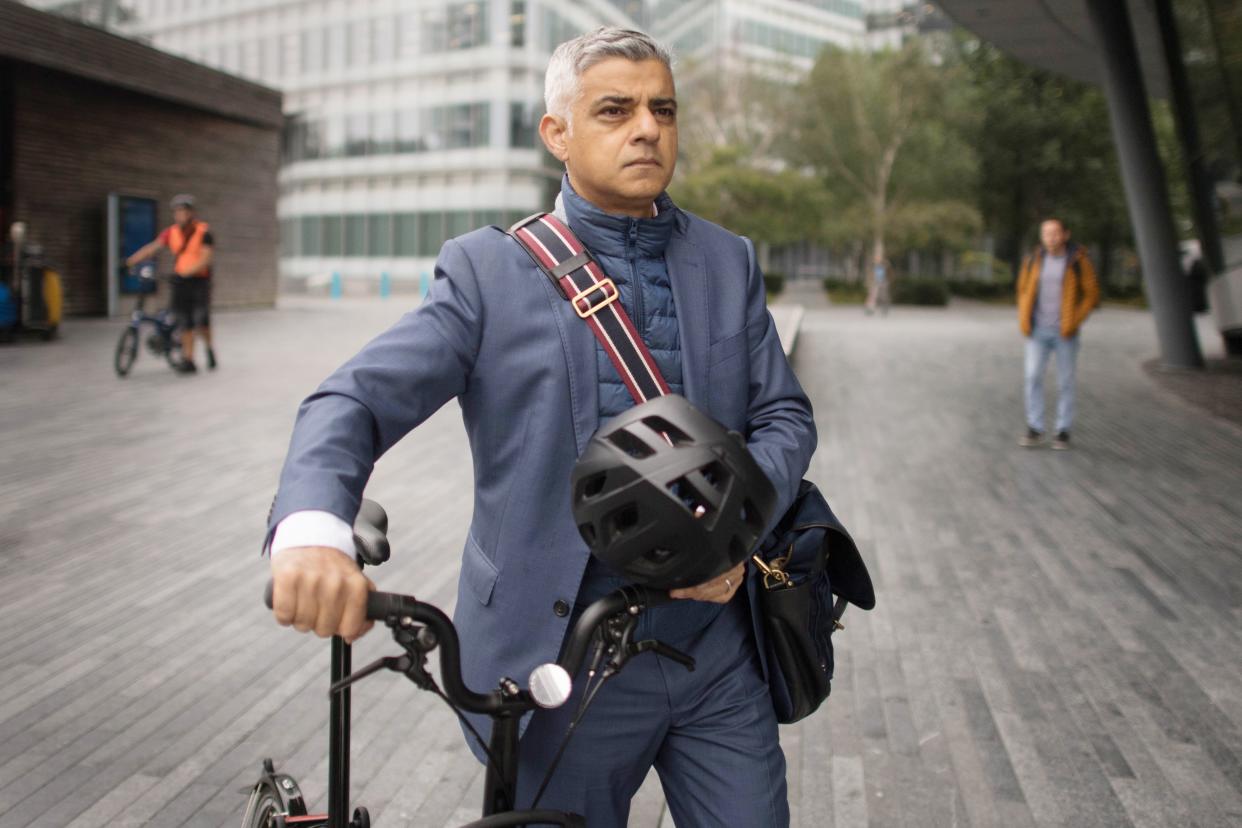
[
  {"xmin": 240, "ymin": 780, "xmax": 313, "ymax": 828},
  {"xmin": 163, "ymin": 334, "xmax": 182, "ymax": 370},
  {"xmin": 114, "ymin": 327, "xmax": 138, "ymax": 377}
]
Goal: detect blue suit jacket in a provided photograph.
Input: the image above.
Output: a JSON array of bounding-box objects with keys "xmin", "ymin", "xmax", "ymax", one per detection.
[{"xmin": 268, "ymin": 205, "xmax": 816, "ymax": 737}]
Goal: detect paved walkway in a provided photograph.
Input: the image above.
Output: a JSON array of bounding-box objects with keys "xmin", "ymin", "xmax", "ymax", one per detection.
[{"xmin": 0, "ymin": 291, "xmax": 1239, "ymax": 827}]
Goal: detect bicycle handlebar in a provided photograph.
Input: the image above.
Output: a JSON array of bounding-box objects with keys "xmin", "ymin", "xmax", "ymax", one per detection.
[
  {"xmin": 360, "ymin": 585, "xmax": 669, "ymax": 713},
  {"xmin": 264, "ymin": 580, "xmax": 670, "ymax": 715}
]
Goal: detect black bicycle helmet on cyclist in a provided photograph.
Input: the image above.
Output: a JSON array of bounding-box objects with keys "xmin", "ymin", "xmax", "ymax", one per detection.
[{"xmin": 570, "ymin": 394, "xmax": 777, "ymax": 590}]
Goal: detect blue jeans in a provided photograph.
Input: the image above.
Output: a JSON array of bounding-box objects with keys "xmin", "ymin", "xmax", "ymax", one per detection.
[{"xmin": 1024, "ymin": 326, "xmax": 1080, "ymax": 433}]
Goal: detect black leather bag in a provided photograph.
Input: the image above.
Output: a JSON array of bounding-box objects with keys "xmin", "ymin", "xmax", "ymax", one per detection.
[{"xmin": 753, "ymin": 480, "xmax": 875, "ymax": 724}]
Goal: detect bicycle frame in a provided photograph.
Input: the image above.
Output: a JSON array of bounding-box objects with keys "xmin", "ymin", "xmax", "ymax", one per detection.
[{"xmin": 250, "ymin": 503, "xmax": 687, "ymax": 828}]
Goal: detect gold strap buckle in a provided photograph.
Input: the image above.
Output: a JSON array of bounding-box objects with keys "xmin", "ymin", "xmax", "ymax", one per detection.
[
  {"xmin": 571, "ymin": 278, "xmax": 619, "ymax": 319},
  {"xmin": 751, "ymin": 554, "xmax": 791, "ymax": 590}
]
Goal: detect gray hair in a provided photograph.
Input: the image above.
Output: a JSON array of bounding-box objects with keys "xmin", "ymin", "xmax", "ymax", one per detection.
[{"xmin": 544, "ymin": 27, "xmax": 673, "ymax": 124}]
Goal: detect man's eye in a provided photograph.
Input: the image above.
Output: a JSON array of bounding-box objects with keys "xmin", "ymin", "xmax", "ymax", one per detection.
[
  {"xmin": 655, "ymin": 108, "xmax": 676, "ymax": 118},
  {"xmin": 601, "ymin": 107, "xmax": 625, "ymax": 116}
]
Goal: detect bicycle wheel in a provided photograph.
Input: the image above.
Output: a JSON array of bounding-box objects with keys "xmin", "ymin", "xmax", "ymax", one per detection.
[
  {"xmin": 163, "ymin": 332, "xmax": 182, "ymax": 369},
  {"xmin": 114, "ymin": 327, "xmax": 139, "ymax": 377},
  {"xmin": 240, "ymin": 780, "xmax": 306, "ymax": 828}
]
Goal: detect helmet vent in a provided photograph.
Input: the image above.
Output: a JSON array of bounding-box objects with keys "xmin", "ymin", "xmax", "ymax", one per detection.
[
  {"xmin": 581, "ymin": 472, "xmax": 608, "ymax": 498},
  {"xmin": 641, "ymin": 417, "xmax": 692, "ymax": 446},
  {"xmin": 740, "ymin": 498, "xmax": 764, "ymax": 531},
  {"xmin": 668, "ymin": 477, "xmax": 713, "ymax": 519},
  {"xmin": 606, "ymin": 504, "xmax": 641, "ymax": 539},
  {"xmin": 699, "ymin": 461, "xmax": 730, "ymax": 492},
  {"xmin": 608, "ymin": 429, "xmax": 656, "ymax": 459}
]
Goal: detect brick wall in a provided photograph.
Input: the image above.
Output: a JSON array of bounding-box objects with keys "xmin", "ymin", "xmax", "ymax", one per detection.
[{"xmin": 11, "ymin": 63, "xmax": 280, "ymax": 315}]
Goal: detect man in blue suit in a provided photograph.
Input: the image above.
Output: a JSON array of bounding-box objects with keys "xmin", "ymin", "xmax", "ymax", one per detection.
[{"xmin": 268, "ymin": 27, "xmax": 815, "ymax": 826}]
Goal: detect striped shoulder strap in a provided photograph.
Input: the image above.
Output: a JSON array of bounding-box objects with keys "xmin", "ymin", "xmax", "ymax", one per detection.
[{"xmin": 507, "ymin": 212, "xmax": 670, "ymax": 405}]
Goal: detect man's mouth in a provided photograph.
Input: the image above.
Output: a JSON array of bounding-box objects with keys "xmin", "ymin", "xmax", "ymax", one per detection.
[{"xmin": 626, "ymin": 158, "xmax": 660, "ymax": 167}]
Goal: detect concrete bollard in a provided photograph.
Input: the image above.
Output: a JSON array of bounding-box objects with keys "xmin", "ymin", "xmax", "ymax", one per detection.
[
  {"xmin": 330, "ymin": 271, "xmax": 342, "ymax": 299},
  {"xmin": 379, "ymin": 271, "xmax": 391, "ymax": 298}
]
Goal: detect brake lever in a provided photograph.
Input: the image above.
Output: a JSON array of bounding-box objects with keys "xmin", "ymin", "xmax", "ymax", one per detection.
[
  {"xmin": 330, "ymin": 654, "xmax": 410, "ymax": 696},
  {"xmin": 630, "ymin": 639, "xmax": 695, "ymax": 672}
]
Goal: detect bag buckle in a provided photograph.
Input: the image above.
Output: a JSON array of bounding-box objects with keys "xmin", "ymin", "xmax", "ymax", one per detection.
[
  {"xmin": 751, "ymin": 554, "xmax": 791, "ymax": 590},
  {"xmin": 570, "ymin": 278, "xmax": 619, "ymax": 319}
]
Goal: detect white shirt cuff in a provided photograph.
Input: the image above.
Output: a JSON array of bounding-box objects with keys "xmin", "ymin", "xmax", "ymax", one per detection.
[{"xmin": 271, "ymin": 510, "xmax": 355, "ymax": 558}]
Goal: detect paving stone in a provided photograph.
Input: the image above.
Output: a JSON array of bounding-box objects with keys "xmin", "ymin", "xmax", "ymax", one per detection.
[{"xmin": 0, "ymin": 291, "xmax": 1239, "ymax": 827}]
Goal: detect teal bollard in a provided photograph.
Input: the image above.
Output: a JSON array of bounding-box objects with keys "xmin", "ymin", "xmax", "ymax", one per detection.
[
  {"xmin": 379, "ymin": 271, "xmax": 391, "ymax": 299},
  {"xmin": 330, "ymin": 271, "xmax": 342, "ymax": 299},
  {"xmin": 419, "ymin": 271, "xmax": 430, "ymax": 298}
]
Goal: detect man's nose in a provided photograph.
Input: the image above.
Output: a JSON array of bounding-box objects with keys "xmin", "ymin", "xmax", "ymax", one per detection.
[{"xmin": 631, "ymin": 107, "xmax": 660, "ymax": 142}]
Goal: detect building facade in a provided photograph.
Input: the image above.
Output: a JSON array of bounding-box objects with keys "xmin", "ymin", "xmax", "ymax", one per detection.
[
  {"xmin": 2, "ymin": 0, "xmax": 282, "ymax": 316},
  {"xmin": 30, "ymin": 0, "xmax": 912, "ymax": 290},
  {"xmin": 31, "ymin": 0, "xmax": 639, "ymax": 290}
]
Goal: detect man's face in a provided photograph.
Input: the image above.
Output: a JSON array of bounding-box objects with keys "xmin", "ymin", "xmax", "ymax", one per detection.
[
  {"xmin": 540, "ymin": 58, "xmax": 677, "ymax": 217},
  {"xmin": 173, "ymin": 207, "xmax": 195, "ymax": 227},
  {"xmin": 1040, "ymin": 220, "xmax": 1068, "ymax": 253}
]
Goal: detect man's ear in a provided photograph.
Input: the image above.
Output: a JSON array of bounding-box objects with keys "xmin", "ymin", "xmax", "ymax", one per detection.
[{"xmin": 539, "ymin": 113, "xmax": 570, "ymax": 163}]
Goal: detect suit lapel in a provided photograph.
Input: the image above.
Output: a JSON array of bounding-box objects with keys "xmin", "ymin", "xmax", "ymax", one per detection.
[{"xmin": 667, "ymin": 233, "xmax": 709, "ymax": 410}]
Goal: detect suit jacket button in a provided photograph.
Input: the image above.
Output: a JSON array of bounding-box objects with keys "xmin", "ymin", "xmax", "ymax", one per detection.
[{"xmin": 553, "ymin": 600, "xmax": 569, "ymax": 617}]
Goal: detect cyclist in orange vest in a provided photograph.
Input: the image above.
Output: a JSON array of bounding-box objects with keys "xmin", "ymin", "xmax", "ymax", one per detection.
[{"xmin": 126, "ymin": 194, "xmax": 217, "ymax": 373}]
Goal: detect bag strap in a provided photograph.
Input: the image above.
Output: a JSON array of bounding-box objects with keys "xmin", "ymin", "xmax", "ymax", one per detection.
[{"xmin": 507, "ymin": 212, "xmax": 670, "ymax": 404}]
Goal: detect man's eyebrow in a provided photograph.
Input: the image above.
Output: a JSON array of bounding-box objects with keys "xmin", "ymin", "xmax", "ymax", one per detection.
[
  {"xmin": 591, "ymin": 95, "xmax": 637, "ymax": 108},
  {"xmin": 650, "ymin": 97, "xmax": 678, "ymax": 109}
]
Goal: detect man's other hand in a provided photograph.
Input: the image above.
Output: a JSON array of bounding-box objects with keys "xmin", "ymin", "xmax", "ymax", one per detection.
[
  {"xmin": 669, "ymin": 561, "xmax": 746, "ymax": 604},
  {"xmin": 270, "ymin": 546, "xmax": 375, "ymax": 642}
]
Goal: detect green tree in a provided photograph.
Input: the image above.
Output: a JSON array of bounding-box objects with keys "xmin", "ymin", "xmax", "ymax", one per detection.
[
  {"xmin": 958, "ymin": 39, "xmax": 1132, "ymax": 284},
  {"xmin": 784, "ymin": 41, "xmax": 980, "ymax": 271},
  {"xmin": 671, "ymin": 146, "xmax": 824, "ymax": 248}
]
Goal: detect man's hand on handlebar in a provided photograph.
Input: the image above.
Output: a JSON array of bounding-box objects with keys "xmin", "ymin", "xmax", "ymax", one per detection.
[
  {"xmin": 270, "ymin": 547, "xmax": 375, "ymax": 643},
  {"xmin": 668, "ymin": 561, "xmax": 745, "ymax": 604}
]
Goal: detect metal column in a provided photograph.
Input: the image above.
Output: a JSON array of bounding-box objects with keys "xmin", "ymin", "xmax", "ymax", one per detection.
[{"xmin": 1085, "ymin": 0, "xmax": 1204, "ymax": 368}]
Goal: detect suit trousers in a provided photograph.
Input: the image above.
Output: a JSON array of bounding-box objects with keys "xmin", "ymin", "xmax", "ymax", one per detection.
[{"xmin": 514, "ymin": 594, "xmax": 790, "ymax": 827}]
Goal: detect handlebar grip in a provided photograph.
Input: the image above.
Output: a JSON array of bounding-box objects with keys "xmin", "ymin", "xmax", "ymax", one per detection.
[{"xmin": 365, "ymin": 590, "xmax": 413, "ymax": 621}]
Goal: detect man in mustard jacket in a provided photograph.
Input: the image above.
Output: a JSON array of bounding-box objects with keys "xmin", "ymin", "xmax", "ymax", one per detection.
[{"xmin": 1016, "ymin": 218, "xmax": 1099, "ymax": 449}]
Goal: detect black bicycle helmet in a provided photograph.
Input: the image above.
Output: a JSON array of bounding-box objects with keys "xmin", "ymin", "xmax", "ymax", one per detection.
[{"xmin": 570, "ymin": 394, "xmax": 777, "ymax": 590}]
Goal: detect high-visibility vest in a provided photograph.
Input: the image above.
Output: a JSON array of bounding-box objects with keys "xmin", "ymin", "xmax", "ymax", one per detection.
[{"xmin": 166, "ymin": 221, "xmax": 212, "ymax": 277}]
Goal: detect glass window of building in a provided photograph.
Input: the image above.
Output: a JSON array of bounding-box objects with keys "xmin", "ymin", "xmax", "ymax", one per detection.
[
  {"xmin": 419, "ymin": 212, "xmax": 445, "ymax": 256},
  {"xmin": 423, "ymin": 2, "xmax": 490, "ymax": 53},
  {"xmin": 510, "ymin": 0, "xmax": 526, "ymax": 47},
  {"xmin": 328, "ymin": 24, "xmax": 347, "ymax": 70},
  {"xmin": 397, "ymin": 109, "xmax": 424, "ymax": 153},
  {"xmin": 300, "ymin": 215, "xmax": 322, "ymax": 257},
  {"xmin": 301, "ymin": 27, "xmax": 326, "ymax": 73},
  {"xmin": 322, "ymin": 215, "xmax": 344, "ymax": 257},
  {"xmin": 445, "ymin": 210, "xmax": 473, "ymax": 239},
  {"xmin": 372, "ymin": 15, "xmax": 397, "ymax": 64},
  {"xmin": 397, "ymin": 12, "xmax": 420, "ymax": 60},
  {"xmin": 394, "ymin": 213, "xmax": 419, "ymax": 256},
  {"xmin": 323, "ymin": 116, "xmax": 346, "ymax": 158},
  {"xmin": 346, "ymin": 113, "xmax": 370, "ymax": 157},
  {"xmin": 371, "ymin": 111, "xmax": 396, "ymax": 155},
  {"xmin": 542, "ymin": 9, "xmax": 581, "ymax": 51},
  {"xmin": 510, "ymin": 101, "xmax": 538, "ymax": 148},
  {"xmin": 345, "ymin": 215, "xmax": 367, "ymax": 256},
  {"xmin": 348, "ymin": 19, "xmax": 370, "ymax": 66},
  {"xmin": 280, "ymin": 218, "xmax": 300, "ymax": 258},
  {"xmin": 368, "ymin": 214, "xmax": 393, "ymax": 257},
  {"xmin": 475, "ymin": 209, "xmax": 503, "ymax": 228}
]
